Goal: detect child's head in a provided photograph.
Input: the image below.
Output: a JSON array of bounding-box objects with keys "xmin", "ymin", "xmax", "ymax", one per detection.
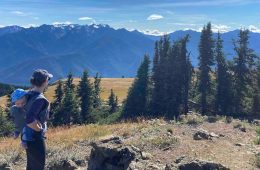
[{"xmin": 11, "ymin": 89, "xmax": 27, "ymax": 107}]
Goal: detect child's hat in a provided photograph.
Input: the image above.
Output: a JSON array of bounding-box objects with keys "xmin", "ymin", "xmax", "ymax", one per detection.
[{"xmin": 11, "ymin": 89, "xmax": 27, "ymax": 103}]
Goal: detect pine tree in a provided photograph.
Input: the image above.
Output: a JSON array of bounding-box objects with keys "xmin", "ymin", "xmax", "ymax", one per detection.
[
  {"xmin": 150, "ymin": 41, "xmax": 161, "ymax": 116},
  {"xmin": 65, "ymin": 71, "xmax": 75, "ymax": 92},
  {"xmin": 123, "ymin": 55, "xmax": 150, "ymax": 119},
  {"xmin": 215, "ymin": 32, "xmax": 232, "ymax": 115},
  {"xmin": 108, "ymin": 89, "xmax": 118, "ymax": 113},
  {"xmin": 252, "ymin": 58, "xmax": 260, "ymax": 115},
  {"xmin": 0, "ymin": 107, "xmax": 14, "ymax": 137},
  {"xmin": 150, "ymin": 36, "xmax": 171, "ymax": 117},
  {"xmin": 59, "ymin": 72, "xmax": 80, "ymax": 125},
  {"xmin": 93, "ymin": 73, "xmax": 102, "ymax": 108},
  {"xmin": 61, "ymin": 89, "xmax": 80, "ymax": 125},
  {"xmin": 180, "ymin": 35, "xmax": 193, "ymax": 114},
  {"xmin": 198, "ymin": 22, "xmax": 215, "ymax": 115},
  {"xmin": 54, "ymin": 80, "xmax": 64, "ymax": 106},
  {"xmin": 77, "ymin": 70, "xmax": 92, "ymax": 123},
  {"xmin": 5, "ymin": 92, "xmax": 13, "ymax": 120},
  {"xmin": 51, "ymin": 80, "xmax": 64, "ymax": 126},
  {"xmin": 233, "ymin": 29, "xmax": 256, "ymax": 114}
]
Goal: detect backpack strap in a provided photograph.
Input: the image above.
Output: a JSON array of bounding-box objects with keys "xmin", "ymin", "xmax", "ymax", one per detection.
[{"xmin": 23, "ymin": 91, "xmax": 49, "ymax": 125}]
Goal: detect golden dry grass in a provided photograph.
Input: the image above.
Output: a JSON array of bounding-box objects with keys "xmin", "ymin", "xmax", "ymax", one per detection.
[
  {"xmin": 0, "ymin": 78, "xmax": 134, "ymax": 108},
  {"xmin": 0, "ymin": 122, "xmax": 141, "ymax": 153},
  {"xmin": 0, "ymin": 118, "xmax": 259, "ymax": 169}
]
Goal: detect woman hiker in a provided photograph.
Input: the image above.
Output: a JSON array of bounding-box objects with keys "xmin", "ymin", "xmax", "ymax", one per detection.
[{"xmin": 21, "ymin": 69, "xmax": 53, "ymax": 170}]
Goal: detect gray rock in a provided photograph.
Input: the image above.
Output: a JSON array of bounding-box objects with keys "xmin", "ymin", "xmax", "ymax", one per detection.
[
  {"xmin": 252, "ymin": 119, "xmax": 260, "ymax": 126},
  {"xmin": 234, "ymin": 143, "xmax": 244, "ymax": 147},
  {"xmin": 0, "ymin": 163, "xmax": 12, "ymax": 170},
  {"xmin": 141, "ymin": 152, "xmax": 152, "ymax": 160},
  {"xmin": 193, "ymin": 130, "xmax": 211, "ymax": 140},
  {"xmin": 88, "ymin": 136, "xmax": 164, "ymax": 170},
  {"xmin": 165, "ymin": 164, "xmax": 178, "ymax": 170},
  {"xmin": 49, "ymin": 160, "xmax": 78, "ymax": 170},
  {"xmin": 176, "ymin": 157, "xmax": 230, "ymax": 170}
]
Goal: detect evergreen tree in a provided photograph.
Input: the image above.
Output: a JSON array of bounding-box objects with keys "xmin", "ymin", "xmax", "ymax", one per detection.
[
  {"xmin": 108, "ymin": 89, "xmax": 118, "ymax": 113},
  {"xmin": 54, "ymin": 80, "xmax": 64, "ymax": 106},
  {"xmin": 198, "ymin": 22, "xmax": 215, "ymax": 115},
  {"xmin": 5, "ymin": 92, "xmax": 13, "ymax": 120},
  {"xmin": 59, "ymin": 72, "xmax": 80, "ymax": 125},
  {"xmin": 93, "ymin": 73, "xmax": 102, "ymax": 108},
  {"xmin": 233, "ymin": 29, "xmax": 256, "ymax": 114},
  {"xmin": 180, "ymin": 35, "xmax": 193, "ymax": 114},
  {"xmin": 0, "ymin": 107, "xmax": 13, "ymax": 137},
  {"xmin": 252, "ymin": 58, "xmax": 260, "ymax": 115},
  {"xmin": 61, "ymin": 89, "xmax": 80, "ymax": 125},
  {"xmin": 65, "ymin": 71, "xmax": 75, "ymax": 92},
  {"xmin": 150, "ymin": 41, "xmax": 161, "ymax": 116},
  {"xmin": 215, "ymin": 32, "xmax": 233, "ymax": 115},
  {"xmin": 150, "ymin": 36, "xmax": 171, "ymax": 116},
  {"xmin": 77, "ymin": 70, "xmax": 92, "ymax": 123},
  {"xmin": 123, "ymin": 55, "xmax": 150, "ymax": 119},
  {"xmin": 51, "ymin": 80, "xmax": 64, "ymax": 126}
]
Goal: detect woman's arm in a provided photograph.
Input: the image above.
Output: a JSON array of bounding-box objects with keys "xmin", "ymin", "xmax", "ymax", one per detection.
[
  {"xmin": 27, "ymin": 120, "xmax": 42, "ymax": 132},
  {"xmin": 26, "ymin": 98, "xmax": 46, "ymax": 131}
]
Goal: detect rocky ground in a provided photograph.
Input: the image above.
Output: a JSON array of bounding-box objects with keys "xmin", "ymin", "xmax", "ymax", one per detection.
[{"xmin": 0, "ymin": 113, "xmax": 259, "ymax": 170}]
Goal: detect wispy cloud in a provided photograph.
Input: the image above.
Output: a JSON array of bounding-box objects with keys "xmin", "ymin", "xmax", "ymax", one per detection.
[
  {"xmin": 147, "ymin": 14, "xmax": 164, "ymax": 21},
  {"xmin": 78, "ymin": 17, "xmax": 92, "ymax": 21},
  {"xmin": 52, "ymin": 21, "xmax": 72, "ymax": 25},
  {"xmin": 128, "ymin": 20, "xmax": 137, "ymax": 23},
  {"xmin": 212, "ymin": 24, "xmax": 231, "ymax": 33},
  {"xmin": 139, "ymin": 29, "xmax": 167, "ymax": 36},
  {"xmin": 22, "ymin": 24, "xmax": 38, "ymax": 28},
  {"xmin": 248, "ymin": 25, "xmax": 260, "ymax": 33},
  {"xmin": 11, "ymin": 11, "xmax": 27, "ymax": 16}
]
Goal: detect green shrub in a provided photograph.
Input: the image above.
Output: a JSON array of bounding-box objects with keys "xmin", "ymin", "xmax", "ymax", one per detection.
[
  {"xmin": 0, "ymin": 107, "xmax": 14, "ymax": 137},
  {"xmin": 180, "ymin": 113, "xmax": 204, "ymax": 125},
  {"xmin": 255, "ymin": 153, "xmax": 260, "ymax": 168},
  {"xmin": 89, "ymin": 106, "xmax": 122, "ymax": 124},
  {"xmin": 255, "ymin": 127, "xmax": 260, "ymax": 145}
]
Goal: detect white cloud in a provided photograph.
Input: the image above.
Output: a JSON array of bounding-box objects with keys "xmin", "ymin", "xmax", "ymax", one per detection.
[
  {"xmin": 139, "ymin": 29, "xmax": 167, "ymax": 36},
  {"xmin": 22, "ymin": 24, "xmax": 38, "ymax": 28},
  {"xmin": 78, "ymin": 17, "xmax": 93, "ymax": 21},
  {"xmin": 167, "ymin": 22, "xmax": 197, "ymax": 26},
  {"xmin": 211, "ymin": 24, "xmax": 231, "ymax": 33},
  {"xmin": 0, "ymin": 25, "xmax": 5, "ymax": 28},
  {"xmin": 248, "ymin": 25, "xmax": 260, "ymax": 33},
  {"xmin": 33, "ymin": 17, "xmax": 39, "ymax": 20},
  {"xmin": 147, "ymin": 14, "xmax": 164, "ymax": 21},
  {"xmin": 128, "ymin": 20, "xmax": 137, "ymax": 23},
  {"xmin": 52, "ymin": 21, "xmax": 72, "ymax": 25},
  {"xmin": 11, "ymin": 11, "xmax": 27, "ymax": 16}
]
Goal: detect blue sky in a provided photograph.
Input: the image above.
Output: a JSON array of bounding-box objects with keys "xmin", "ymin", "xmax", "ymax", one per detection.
[{"xmin": 0, "ymin": 0, "xmax": 260, "ymax": 34}]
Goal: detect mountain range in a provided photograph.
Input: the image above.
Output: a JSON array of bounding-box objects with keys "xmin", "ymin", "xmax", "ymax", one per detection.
[{"xmin": 0, "ymin": 24, "xmax": 259, "ymax": 85}]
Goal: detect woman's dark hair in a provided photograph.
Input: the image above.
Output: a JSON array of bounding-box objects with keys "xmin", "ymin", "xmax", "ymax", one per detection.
[
  {"xmin": 30, "ymin": 77, "xmax": 46, "ymax": 87},
  {"xmin": 30, "ymin": 69, "xmax": 53, "ymax": 87}
]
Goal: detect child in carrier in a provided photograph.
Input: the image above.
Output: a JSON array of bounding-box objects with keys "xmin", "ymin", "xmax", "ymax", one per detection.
[{"xmin": 10, "ymin": 88, "xmax": 29, "ymax": 148}]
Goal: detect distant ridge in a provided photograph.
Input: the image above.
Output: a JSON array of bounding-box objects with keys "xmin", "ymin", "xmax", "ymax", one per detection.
[{"xmin": 0, "ymin": 24, "xmax": 259, "ymax": 85}]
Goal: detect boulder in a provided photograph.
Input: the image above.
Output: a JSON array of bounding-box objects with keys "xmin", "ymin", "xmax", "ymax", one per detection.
[
  {"xmin": 193, "ymin": 130, "xmax": 211, "ymax": 140},
  {"xmin": 175, "ymin": 156, "xmax": 230, "ymax": 170},
  {"xmin": 88, "ymin": 136, "xmax": 164, "ymax": 170},
  {"xmin": 0, "ymin": 163, "xmax": 12, "ymax": 170}
]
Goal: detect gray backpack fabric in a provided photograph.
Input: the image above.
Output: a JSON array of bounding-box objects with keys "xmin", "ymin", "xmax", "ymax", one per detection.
[{"xmin": 23, "ymin": 91, "xmax": 49, "ymax": 129}]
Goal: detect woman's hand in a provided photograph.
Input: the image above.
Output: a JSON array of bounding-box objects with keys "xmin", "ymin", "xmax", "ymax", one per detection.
[{"xmin": 27, "ymin": 120, "xmax": 42, "ymax": 132}]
